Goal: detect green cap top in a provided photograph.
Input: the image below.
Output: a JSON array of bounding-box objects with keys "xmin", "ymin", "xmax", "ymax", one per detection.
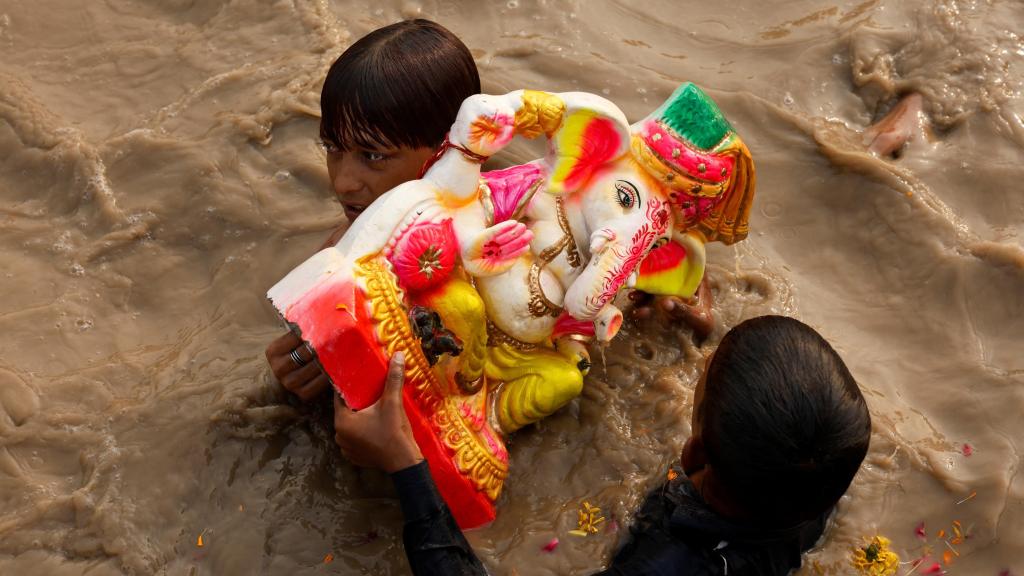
[{"xmin": 652, "ymin": 83, "xmax": 734, "ymax": 151}]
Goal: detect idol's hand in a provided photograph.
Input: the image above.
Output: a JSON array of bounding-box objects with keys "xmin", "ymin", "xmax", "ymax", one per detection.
[
  {"xmin": 450, "ymin": 94, "xmax": 518, "ymax": 157},
  {"xmin": 265, "ymin": 331, "xmax": 330, "ymax": 402},
  {"xmin": 333, "ymin": 353, "xmax": 424, "ymax": 473},
  {"xmin": 461, "ymin": 220, "xmax": 533, "ymax": 277}
]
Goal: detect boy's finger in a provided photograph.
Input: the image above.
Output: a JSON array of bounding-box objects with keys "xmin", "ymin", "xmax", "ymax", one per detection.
[
  {"xmin": 631, "ymin": 306, "xmax": 652, "ymax": 319},
  {"xmin": 333, "ymin": 393, "xmax": 354, "ymax": 429},
  {"xmin": 383, "ymin": 352, "xmax": 406, "ymax": 404},
  {"xmin": 658, "ymin": 296, "xmax": 681, "ymax": 314},
  {"xmin": 297, "ymin": 373, "xmax": 330, "ymax": 402},
  {"xmin": 266, "ymin": 331, "xmax": 301, "ymax": 356},
  {"xmin": 282, "ymin": 362, "xmax": 321, "ymax": 394}
]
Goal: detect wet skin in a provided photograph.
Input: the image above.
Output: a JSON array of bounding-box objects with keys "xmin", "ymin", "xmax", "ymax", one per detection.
[
  {"xmin": 323, "ymin": 139, "xmax": 435, "ymax": 223},
  {"xmin": 265, "ymin": 139, "xmax": 435, "ymax": 402},
  {"xmin": 680, "ymin": 350, "xmax": 747, "ymax": 520}
]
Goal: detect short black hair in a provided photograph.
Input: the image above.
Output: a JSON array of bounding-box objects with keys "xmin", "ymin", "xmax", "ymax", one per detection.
[
  {"xmin": 320, "ymin": 19, "xmax": 481, "ymax": 152},
  {"xmin": 700, "ymin": 316, "xmax": 871, "ymax": 527}
]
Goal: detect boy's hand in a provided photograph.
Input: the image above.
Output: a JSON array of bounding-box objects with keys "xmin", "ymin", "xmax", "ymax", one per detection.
[
  {"xmin": 333, "ymin": 352, "xmax": 424, "ymax": 473},
  {"xmin": 265, "ymin": 225, "xmax": 351, "ymax": 402},
  {"xmin": 265, "ymin": 331, "xmax": 330, "ymax": 402},
  {"xmin": 630, "ymin": 278, "xmax": 714, "ymax": 339}
]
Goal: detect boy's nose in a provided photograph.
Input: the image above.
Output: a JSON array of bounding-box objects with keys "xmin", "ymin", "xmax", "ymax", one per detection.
[
  {"xmin": 332, "ymin": 173, "xmax": 363, "ymax": 199},
  {"xmin": 331, "ymin": 154, "xmax": 366, "ymax": 199}
]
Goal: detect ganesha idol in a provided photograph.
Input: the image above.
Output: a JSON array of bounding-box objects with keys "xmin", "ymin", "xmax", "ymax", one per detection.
[{"xmin": 268, "ymin": 83, "xmax": 754, "ymax": 528}]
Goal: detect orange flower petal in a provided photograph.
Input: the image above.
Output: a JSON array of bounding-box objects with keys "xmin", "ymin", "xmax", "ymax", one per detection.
[{"xmin": 942, "ymin": 549, "xmax": 955, "ymax": 565}]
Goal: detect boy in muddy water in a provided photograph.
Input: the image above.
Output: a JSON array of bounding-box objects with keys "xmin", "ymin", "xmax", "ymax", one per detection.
[
  {"xmin": 264, "ymin": 18, "xmax": 716, "ymax": 402},
  {"xmin": 264, "ymin": 19, "xmax": 481, "ymax": 400},
  {"xmin": 332, "ymin": 315, "xmax": 872, "ymax": 575}
]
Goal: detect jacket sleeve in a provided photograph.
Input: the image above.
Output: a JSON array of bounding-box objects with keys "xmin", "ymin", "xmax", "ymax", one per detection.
[{"xmin": 391, "ymin": 461, "xmax": 488, "ymax": 576}]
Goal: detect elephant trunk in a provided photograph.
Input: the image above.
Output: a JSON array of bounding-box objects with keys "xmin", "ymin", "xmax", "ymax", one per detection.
[
  {"xmin": 593, "ymin": 305, "xmax": 623, "ymax": 342},
  {"xmin": 563, "ymin": 227, "xmax": 635, "ymax": 321}
]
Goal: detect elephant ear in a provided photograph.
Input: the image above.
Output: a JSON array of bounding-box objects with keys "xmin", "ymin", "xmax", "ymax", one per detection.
[
  {"xmin": 633, "ymin": 231, "xmax": 706, "ymax": 299},
  {"xmin": 542, "ymin": 93, "xmax": 631, "ymax": 195}
]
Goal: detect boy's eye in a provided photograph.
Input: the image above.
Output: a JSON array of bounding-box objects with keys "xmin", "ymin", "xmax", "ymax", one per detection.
[
  {"xmin": 320, "ymin": 139, "xmax": 340, "ymax": 154},
  {"xmin": 614, "ymin": 180, "xmax": 639, "ymax": 209},
  {"xmin": 362, "ymin": 150, "xmax": 387, "ymax": 163}
]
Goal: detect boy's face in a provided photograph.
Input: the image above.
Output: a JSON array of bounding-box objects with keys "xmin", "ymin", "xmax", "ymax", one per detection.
[
  {"xmin": 323, "ymin": 139, "xmax": 435, "ymax": 223},
  {"xmin": 691, "ymin": 351, "xmax": 713, "ymax": 430},
  {"xmin": 681, "ymin": 351, "xmax": 714, "ymax": 475}
]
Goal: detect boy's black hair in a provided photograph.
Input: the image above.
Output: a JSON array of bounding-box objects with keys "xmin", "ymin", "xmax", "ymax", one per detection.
[
  {"xmin": 320, "ymin": 19, "xmax": 481, "ymax": 152},
  {"xmin": 700, "ymin": 315, "xmax": 871, "ymax": 527}
]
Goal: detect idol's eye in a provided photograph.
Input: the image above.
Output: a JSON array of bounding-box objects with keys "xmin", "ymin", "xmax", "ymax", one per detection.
[{"xmin": 614, "ymin": 180, "xmax": 639, "ymax": 209}]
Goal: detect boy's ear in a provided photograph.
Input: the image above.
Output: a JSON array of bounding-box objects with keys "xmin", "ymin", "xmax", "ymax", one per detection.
[{"xmin": 681, "ymin": 434, "xmax": 707, "ymax": 476}]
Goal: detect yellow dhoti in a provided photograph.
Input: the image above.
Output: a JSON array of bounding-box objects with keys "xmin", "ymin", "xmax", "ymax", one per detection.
[{"xmin": 485, "ymin": 339, "xmax": 584, "ymax": 434}]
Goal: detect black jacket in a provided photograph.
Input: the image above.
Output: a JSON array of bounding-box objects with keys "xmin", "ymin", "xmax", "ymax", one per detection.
[{"xmin": 391, "ymin": 462, "xmax": 827, "ymax": 575}]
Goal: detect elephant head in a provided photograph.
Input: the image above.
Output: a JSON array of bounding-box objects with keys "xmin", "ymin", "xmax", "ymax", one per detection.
[
  {"xmin": 517, "ymin": 92, "xmax": 674, "ymax": 324},
  {"xmin": 562, "ymin": 160, "xmax": 672, "ymax": 321}
]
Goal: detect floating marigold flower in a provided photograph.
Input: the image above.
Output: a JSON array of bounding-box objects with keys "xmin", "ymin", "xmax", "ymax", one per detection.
[
  {"xmin": 667, "ymin": 469, "xmax": 679, "ymax": 481},
  {"xmin": 573, "ymin": 501, "xmax": 606, "ymax": 536},
  {"xmin": 851, "ymin": 536, "xmax": 899, "ymax": 576},
  {"xmin": 946, "ymin": 520, "xmax": 963, "ymax": 545},
  {"xmin": 942, "ymin": 549, "xmax": 955, "ymax": 565},
  {"xmin": 323, "ymin": 553, "xmax": 334, "ymax": 564}
]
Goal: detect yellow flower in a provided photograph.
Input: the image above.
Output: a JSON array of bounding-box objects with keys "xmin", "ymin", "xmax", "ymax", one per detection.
[
  {"xmin": 572, "ymin": 501, "xmax": 606, "ymax": 536},
  {"xmin": 851, "ymin": 536, "xmax": 900, "ymax": 576}
]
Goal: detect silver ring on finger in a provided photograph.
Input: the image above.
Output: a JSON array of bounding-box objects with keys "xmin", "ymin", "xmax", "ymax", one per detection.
[{"xmin": 289, "ymin": 347, "xmax": 308, "ymax": 368}]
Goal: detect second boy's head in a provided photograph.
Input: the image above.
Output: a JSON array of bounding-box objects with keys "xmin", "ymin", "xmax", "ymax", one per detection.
[
  {"xmin": 319, "ymin": 19, "xmax": 480, "ymax": 222},
  {"xmin": 682, "ymin": 315, "xmax": 871, "ymax": 527}
]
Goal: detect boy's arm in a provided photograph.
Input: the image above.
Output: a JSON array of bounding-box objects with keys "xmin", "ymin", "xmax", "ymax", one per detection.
[
  {"xmin": 333, "ymin": 354, "xmax": 486, "ymax": 575},
  {"xmin": 391, "ymin": 462, "xmax": 488, "ymax": 576}
]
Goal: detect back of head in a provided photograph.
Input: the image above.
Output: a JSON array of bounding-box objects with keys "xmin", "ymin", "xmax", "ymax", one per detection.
[
  {"xmin": 320, "ymin": 19, "xmax": 481, "ymax": 151},
  {"xmin": 701, "ymin": 315, "xmax": 871, "ymax": 527}
]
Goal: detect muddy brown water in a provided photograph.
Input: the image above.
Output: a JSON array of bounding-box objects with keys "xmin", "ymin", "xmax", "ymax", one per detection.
[{"xmin": 1, "ymin": 1, "xmax": 1022, "ymax": 574}]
